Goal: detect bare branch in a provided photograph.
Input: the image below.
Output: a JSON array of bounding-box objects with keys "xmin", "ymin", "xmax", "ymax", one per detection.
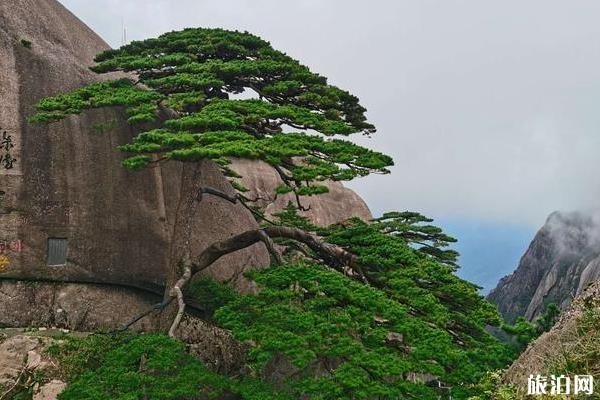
[
  {"xmin": 259, "ymin": 230, "xmax": 283, "ymax": 265},
  {"xmin": 111, "ymin": 298, "xmax": 173, "ymax": 334},
  {"xmin": 273, "ymin": 164, "xmax": 294, "ymax": 183},
  {"xmin": 196, "ymin": 186, "xmax": 278, "ymax": 225},
  {"xmin": 238, "ymin": 196, "xmax": 278, "ymax": 225},
  {"xmin": 197, "ymin": 187, "xmax": 239, "ymax": 203},
  {"xmin": 293, "ymin": 191, "xmax": 311, "ymax": 212},
  {"xmin": 274, "ymin": 163, "xmax": 310, "ymax": 211},
  {"xmin": 189, "ymin": 226, "xmax": 365, "ymax": 282},
  {"xmin": 169, "ymin": 259, "xmax": 193, "ymax": 337},
  {"xmin": 0, "ymin": 366, "xmax": 27, "ymax": 400}
]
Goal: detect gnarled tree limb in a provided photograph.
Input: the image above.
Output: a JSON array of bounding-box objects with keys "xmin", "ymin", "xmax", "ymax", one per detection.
[
  {"xmin": 165, "ymin": 227, "xmax": 287, "ymax": 335},
  {"xmin": 111, "ymin": 298, "xmax": 174, "ymax": 334},
  {"xmin": 115, "ymin": 224, "xmax": 366, "ymax": 336},
  {"xmin": 190, "ymin": 226, "xmax": 364, "ymax": 281},
  {"xmin": 169, "ymin": 259, "xmax": 192, "ymax": 337},
  {"xmin": 197, "ymin": 187, "xmax": 239, "ymax": 204}
]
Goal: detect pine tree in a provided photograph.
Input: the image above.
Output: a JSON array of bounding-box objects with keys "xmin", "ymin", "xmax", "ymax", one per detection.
[{"xmin": 32, "ymin": 28, "xmax": 512, "ymax": 399}]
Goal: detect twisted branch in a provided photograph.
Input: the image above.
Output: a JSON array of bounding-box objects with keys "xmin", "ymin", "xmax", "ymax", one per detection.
[
  {"xmin": 189, "ymin": 226, "xmax": 364, "ymax": 281},
  {"xmin": 158, "ymin": 187, "xmax": 366, "ymax": 334},
  {"xmin": 197, "ymin": 187, "xmax": 239, "ymax": 203},
  {"xmin": 165, "ymin": 227, "xmax": 288, "ymax": 335},
  {"xmin": 168, "ymin": 259, "xmax": 192, "ymax": 337},
  {"xmin": 111, "ymin": 298, "xmax": 173, "ymax": 334}
]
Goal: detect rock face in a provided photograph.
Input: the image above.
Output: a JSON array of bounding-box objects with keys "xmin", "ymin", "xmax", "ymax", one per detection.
[
  {"xmin": 230, "ymin": 158, "xmax": 372, "ymax": 226},
  {"xmin": 0, "ymin": 0, "xmax": 374, "ymax": 330},
  {"xmin": 0, "ymin": 333, "xmax": 66, "ymax": 399},
  {"xmin": 0, "ymin": 280, "xmax": 159, "ymax": 331},
  {"xmin": 33, "ymin": 380, "xmax": 67, "ymax": 400},
  {"xmin": 0, "ymin": 0, "xmax": 269, "ymax": 305},
  {"xmin": 488, "ymin": 211, "xmax": 600, "ymax": 323}
]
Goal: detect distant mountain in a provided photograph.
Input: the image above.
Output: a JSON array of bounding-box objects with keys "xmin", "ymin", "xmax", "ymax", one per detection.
[{"xmin": 488, "ymin": 211, "xmax": 600, "ymax": 323}]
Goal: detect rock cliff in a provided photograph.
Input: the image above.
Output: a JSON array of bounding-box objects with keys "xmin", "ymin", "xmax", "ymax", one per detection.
[
  {"xmin": 0, "ymin": 0, "xmax": 373, "ymax": 330},
  {"xmin": 0, "ymin": 0, "xmax": 270, "ymax": 328},
  {"xmin": 488, "ymin": 211, "xmax": 600, "ymax": 323},
  {"xmin": 0, "ymin": 0, "xmax": 272, "ymax": 294}
]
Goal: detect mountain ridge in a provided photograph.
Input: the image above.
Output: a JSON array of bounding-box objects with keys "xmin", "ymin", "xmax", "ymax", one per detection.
[{"xmin": 488, "ymin": 210, "xmax": 600, "ymax": 323}]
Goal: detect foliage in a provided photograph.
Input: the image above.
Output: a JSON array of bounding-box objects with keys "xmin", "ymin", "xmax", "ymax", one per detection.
[
  {"xmin": 501, "ymin": 303, "xmax": 561, "ymax": 351},
  {"xmin": 369, "ymin": 211, "xmax": 459, "ymax": 268},
  {"xmin": 547, "ymin": 300, "xmax": 600, "ymax": 379},
  {"xmin": 321, "ymin": 215, "xmax": 499, "ymax": 344},
  {"xmin": 535, "ymin": 303, "xmax": 560, "ymax": 334},
  {"xmin": 218, "ymin": 262, "xmax": 439, "ymax": 399},
  {"xmin": 47, "ymin": 333, "xmax": 130, "ymax": 381},
  {"xmin": 30, "ymin": 28, "xmax": 393, "ymax": 200},
  {"xmin": 500, "ymin": 317, "xmax": 538, "ymax": 351},
  {"xmin": 208, "ymin": 208, "xmax": 513, "ymax": 399},
  {"xmin": 274, "ymin": 206, "xmax": 460, "ymax": 268},
  {"xmin": 472, "ymin": 301, "xmax": 600, "ymax": 400},
  {"xmin": 270, "ymin": 202, "xmax": 320, "ymax": 232},
  {"xmin": 215, "ymin": 260, "xmax": 510, "ymax": 400},
  {"xmin": 466, "ymin": 370, "xmax": 518, "ymax": 400},
  {"xmin": 185, "ymin": 275, "xmax": 237, "ymax": 319},
  {"xmin": 54, "ymin": 334, "xmax": 283, "ymax": 400}
]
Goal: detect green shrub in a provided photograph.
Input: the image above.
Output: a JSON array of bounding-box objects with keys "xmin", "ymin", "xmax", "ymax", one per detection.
[
  {"xmin": 548, "ymin": 304, "xmax": 600, "ymax": 378},
  {"xmin": 466, "ymin": 370, "xmax": 519, "ymax": 400},
  {"xmin": 55, "ymin": 334, "xmax": 283, "ymax": 400},
  {"xmin": 47, "ymin": 333, "xmax": 129, "ymax": 381},
  {"xmin": 185, "ymin": 276, "xmax": 236, "ymax": 319}
]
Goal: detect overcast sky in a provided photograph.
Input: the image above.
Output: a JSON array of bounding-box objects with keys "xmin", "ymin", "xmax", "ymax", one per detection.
[{"xmin": 58, "ymin": 0, "xmax": 600, "ymax": 291}]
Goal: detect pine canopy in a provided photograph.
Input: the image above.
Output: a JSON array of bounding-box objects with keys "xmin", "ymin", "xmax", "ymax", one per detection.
[{"xmin": 31, "ymin": 28, "xmax": 393, "ymax": 196}]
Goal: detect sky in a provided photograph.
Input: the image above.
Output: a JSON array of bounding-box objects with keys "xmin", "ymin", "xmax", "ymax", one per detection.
[{"xmin": 58, "ymin": 0, "xmax": 600, "ymax": 292}]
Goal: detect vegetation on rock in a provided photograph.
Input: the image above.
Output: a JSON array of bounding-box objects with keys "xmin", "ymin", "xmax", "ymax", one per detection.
[
  {"xmin": 471, "ymin": 296, "xmax": 600, "ymax": 400},
  {"xmin": 50, "ymin": 334, "xmax": 283, "ymax": 400},
  {"xmin": 501, "ymin": 303, "xmax": 561, "ymax": 351},
  {"xmin": 547, "ymin": 304, "xmax": 600, "ymax": 382},
  {"xmin": 31, "ymin": 27, "xmax": 516, "ymax": 399}
]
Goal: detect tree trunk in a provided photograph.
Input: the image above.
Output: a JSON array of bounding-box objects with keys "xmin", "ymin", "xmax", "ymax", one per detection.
[{"xmin": 155, "ymin": 161, "xmax": 204, "ymax": 333}]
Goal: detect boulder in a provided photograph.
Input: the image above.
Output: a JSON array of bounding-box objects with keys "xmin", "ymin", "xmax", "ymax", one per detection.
[
  {"xmin": 0, "ymin": 280, "xmax": 159, "ymax": 331},
  {"xmin": 33, "ymin": 380, "xmax": 67, "ymax": 400},
  {"xmin": 0, "ymin": 0, "xmax": 269, "ymax": 300},
  {"xmin": 0, "ymin": 0, "xmax": 375, "ymax": 330},
  {"xmin": 230, "ymin": 158, "xmax": 372, "ymax": 227}
]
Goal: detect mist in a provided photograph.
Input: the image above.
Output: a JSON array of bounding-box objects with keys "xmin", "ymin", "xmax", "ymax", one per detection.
[{"xmin": 545, "ymin": 211, "xmax": 600, "ymax": 259}]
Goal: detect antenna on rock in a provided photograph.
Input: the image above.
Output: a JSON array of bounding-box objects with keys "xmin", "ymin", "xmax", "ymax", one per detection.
[{"xmin": 121, "ymin": 17, "xmax": 128, "ymax": 46}]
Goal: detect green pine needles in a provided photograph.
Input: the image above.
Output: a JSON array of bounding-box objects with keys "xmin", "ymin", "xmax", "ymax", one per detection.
[
  {"xmin": 31, "ymin": 28, "xmax": 393, "ymax": 196},
  {"xmin": 31, "ymin": 27, "xmax": 516, "ymax": 399},
  {"xmin": 52, "ymin": 334, "xmax": 284, "ymax": 400}
]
